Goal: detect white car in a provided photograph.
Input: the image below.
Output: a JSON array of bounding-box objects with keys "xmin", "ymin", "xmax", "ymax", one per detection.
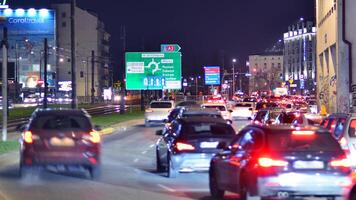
[
  {"xmin": 201, "ymin": 103, "xmax": 232, "ymax": 124},
  {"xmin": 145, "ymin": 101, "xmax": 174, "ymax": 127},
  {"xmin": 231, "ymin": 102, "xmax": 255, "ymax": 120}
]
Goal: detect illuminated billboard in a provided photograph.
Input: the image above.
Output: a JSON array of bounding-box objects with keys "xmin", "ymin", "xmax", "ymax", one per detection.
[
  {"xmin": 204, "ymin": 66, "xmax": 221, "ymax": 85},
  {"xmin": 0, "ymin": 8, "xmax": 56, "ymax": 88}
]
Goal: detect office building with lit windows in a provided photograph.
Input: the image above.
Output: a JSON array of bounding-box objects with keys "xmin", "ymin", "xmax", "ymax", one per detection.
[{"xmin": 283, "ymin": 19, "xmax": 316, "ymax": 95}]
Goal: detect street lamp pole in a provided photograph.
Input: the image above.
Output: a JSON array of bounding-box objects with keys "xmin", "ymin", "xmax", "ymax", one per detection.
[
  {"xmin": 70, "ymin": 0, "xmax": 77, "ymax": 109},
  {"xmin": 232, "ymin": 59, "xmax": 236, "ymax": 95}
]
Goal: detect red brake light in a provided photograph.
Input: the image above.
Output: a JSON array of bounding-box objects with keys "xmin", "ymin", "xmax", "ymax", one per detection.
[
  {"xmin": 24, "ymin": 131, "xmax": 33, "ymax": 144},
  {"xmin": 258, "ymin": 157, "xmax": 288, "ymax": 168},
  {"xmin": 330, "ymin": 158, "xmax": 351, "ymax": 168},
  {"xmin": 83, "ymin": 130, "xmax": 101, "ymax": 143},
  {"xmin": 292, "ymin": 131, "xmax": 315, "ymax": 136},
  {"xmin": 176, "ymin": 142, "xmax": 195, "ymax": 151}
]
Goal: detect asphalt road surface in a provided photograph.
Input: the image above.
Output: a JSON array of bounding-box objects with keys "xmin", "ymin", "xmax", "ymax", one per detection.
[{"xmin": 0, "ymin": 120, "xmax": 249, "ymax": 200}]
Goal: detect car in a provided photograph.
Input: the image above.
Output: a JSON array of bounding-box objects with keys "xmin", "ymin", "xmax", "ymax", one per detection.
[
  {"xmin": 156, "ymin": 117, "xmax": 236, "ymax": 178},
  {"xmin": 274, "ymin": 111, "xmax": 309, "ymax": 126},
  {"xmin": 145, "ymin": 101, "xmax": 174, "ymax": 127},
  {"xmin": 201, "ymin": 103, "xmax": 233, "ymax": 124},
  {"xmin": 231, "ymin": 102, "xmax": 255, "ymax": 120},
  {"xmin": 308, "ymin": 99, "xmax": 318, "ymax": 114},
  {"xmin": 209, "ymin": 124, "xmax": 352, "ymax": 200},
  {"xmin": 324, "ymin": 113, "xmax": 356, "ymax": 169},
  {"xmin": 255, "ymin": 102, "xmax": 278, "ymax": 112},
  {"xmin": 18, "ymin": 109, "xmax": 101, "ymax": 179},
  {"xmin": 23, "ymin": 94, "xmax": 39, "ymax": 104}
]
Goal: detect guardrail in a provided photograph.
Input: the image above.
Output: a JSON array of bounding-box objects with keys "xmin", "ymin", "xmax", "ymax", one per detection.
[{"xmin": 1, "ymin": 105, "xmax": 139, "ymax": 132}]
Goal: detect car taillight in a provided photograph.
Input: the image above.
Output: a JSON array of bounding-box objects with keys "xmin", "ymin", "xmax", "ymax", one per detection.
[
  {"xmin": 24, "ymin": 131, "xmax": 33, "ymax": 144},
  {"xmin": 258, "ymin": 157, "xmax": 288, "ymax": 168},
  {"xmin": 145, "ymin": 109, "xmax": 153, "ymax": 113},
  {"xmin": 330, "ymin": 158, "xmax": 351, "ymax": 168},
  {"xmin": 176, "ymin": 142, "xmax": 195, "ymax": 151},
  {"xmin": 83, "ymin": 130, "xmax": 101, "ymax": 143}
]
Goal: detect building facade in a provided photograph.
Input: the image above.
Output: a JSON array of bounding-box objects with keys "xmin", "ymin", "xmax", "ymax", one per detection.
[
  {"xmin": 52, "ymin": 4, "xmax": 111, "ymax": 101},
  {"xmin": 315, "ymin": 0, "xmax": 355, "ymax": 113},
  {"xmin": 248, "ymin": 54, "xmax": 283, "ymax": 94},
  {"xmin": 283, "ymin": 20, "xmax": 317, "ymax": 95}
]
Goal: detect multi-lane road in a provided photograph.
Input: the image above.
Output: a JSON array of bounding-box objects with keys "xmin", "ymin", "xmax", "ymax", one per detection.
[{"xmin": 0, "ymin": 120, "xmax": 248, "ymax": 200}]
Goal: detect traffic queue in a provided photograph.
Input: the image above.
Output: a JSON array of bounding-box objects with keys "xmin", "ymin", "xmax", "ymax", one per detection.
[{"xmin": 149, "ymin": 94, "xmax": 356, "ymax": 200}]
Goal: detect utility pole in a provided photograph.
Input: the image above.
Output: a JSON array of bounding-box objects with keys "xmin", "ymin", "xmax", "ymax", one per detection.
[
  {"xmin": 140, "ymin": 37, "xmax": 145, "ymax": 111},
  {"xmin": 91, "ymin": 50, "xmax": 95, "ymax": 104},
  {"xmin": 14, "ymin": 43, "xmax": 18, "ymax": 102},
  {"xmin": 71, "ymin": 0, "xmax": 77, "ymax": 109},
  {"xmin": 43, "ymin": 38, "xmax": 48, "ymax": 108},
  {"xmin": 120, "ymin": 25, "xmax": 126, "ymax": 114},
  {"xmin": 2, "ymin": 27, "xmax": 8, "ymax": 141}
]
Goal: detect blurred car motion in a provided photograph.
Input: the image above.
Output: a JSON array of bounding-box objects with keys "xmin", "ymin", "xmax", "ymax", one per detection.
[{"xmin": 19, "ymin": 109, "xmax": 101, "ymax": 179}]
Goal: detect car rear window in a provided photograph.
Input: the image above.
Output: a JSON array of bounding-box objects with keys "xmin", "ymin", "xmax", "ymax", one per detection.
[
  {"xmin": 267, "ymin": 132, "xmax": 341, "ymax": 152},
  {"xmin": 203, "ymin": 105, "xmax": 226, "ymax": 111},
  {"xmin": 183, "ymin": 113, "xmax": 223, "ymax": 119},
  {"xmin": 256, "ymin": 103, "xmax": 278, "ymax": 110},
  {"xmin": 176, "ymin": 101, "xmax": 197, "ymax": 107},
  {"xmin": 235, "ymin": 103, "xmax": 252, "ymax": 107},
  {"xmin": 182, "ymin": 122, "xmax": 235, "ymax": 138},
  {"xmin": 150, "ymin": 102, "xmax": 172, "ymax": 108},
  {"xmin": 31, "ymin": 114, "xmax": 91, "ymax": 131}
]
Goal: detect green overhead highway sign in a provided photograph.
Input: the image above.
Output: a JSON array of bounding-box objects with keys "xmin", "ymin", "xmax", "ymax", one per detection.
[
  {"xmin": 161, "ymin": 44, "xmax": 181, "ymax": 52},
  {"xmin": 125, "ymin": 52, "xmax": 182, "ymax": 90}
]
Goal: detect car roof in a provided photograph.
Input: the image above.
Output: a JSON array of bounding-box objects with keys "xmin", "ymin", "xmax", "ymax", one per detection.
[
  {"xmin": 179, "ymin": 116, "xmax": 227, "ymax": 124},
  {"xmin": 245, "ymin": 124, "xmax": 329, "ymax": 134},
  {"xmin": 151, "ymin": 100, "xmax": 173, "ymax": 103},
  {"xmin": 202, "ymin": 103, "xmax": 226, "ymax": 107},
  {"xmin": 33, "ymin": 108, "xmax": 90, "ymax": 117}
]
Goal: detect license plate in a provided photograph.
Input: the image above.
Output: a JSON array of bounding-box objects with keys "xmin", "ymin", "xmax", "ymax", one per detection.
[
  {"xmin": 200, "ymin": 142, "xmax": 219, "ymax": 148},
  {"xmin": 293, "ymin": 161, "xmax": 324, "ymax": 169},
  {"xmin": 50, "ymin": 137, "xmax": 75, "ymax": 147}
]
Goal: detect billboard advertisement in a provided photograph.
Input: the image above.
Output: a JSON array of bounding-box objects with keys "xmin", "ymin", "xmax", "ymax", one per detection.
[
  {"xmin": 0, "ymin": 8, "xmax": 56, "ymax": 88},
  {"xmin": 204, "ymin": 66, "xmax": 221, "ymax": 85},
  {"xmin": 125, "ymin": 52, "xmax": 182, "ymax": 90}
]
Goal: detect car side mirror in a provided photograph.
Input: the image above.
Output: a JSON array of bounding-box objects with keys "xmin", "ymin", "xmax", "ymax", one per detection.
[
  {"xmin": 217, "ymin": 141, "xmax": 227, "ymax": 150},
  {"xmin": 249, "ymin": 108, "xmax": 253, "ymax": 111},
  {"xmin": 163, "ymin": 119, "xmax": 169, "ymax": 123},
  {"xmin": 94, "ymin": 125, "xmax": 102, "ymax": 131},
  {"xmin": 156, "ymin": 130, "xmax": 163, "ymax": 136},
  {"xmin": 247, "ymin": 117, "xmax": 252, "ymax": 120},
  {"xmin": 229, "ymin": 110, "xmax": 233, "ymax": 113}
]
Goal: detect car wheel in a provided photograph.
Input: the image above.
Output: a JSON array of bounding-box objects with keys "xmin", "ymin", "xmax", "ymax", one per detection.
[
  {"xmin": 209, "ymin": 168, "xmax": 224, "ymax": 199},
  {"xmin": 166, "ymin": 155, "xmax": 177, "ymax": 178},
  {"xmin": 19, "ymin": 164, "xmax": 31, "ymax": 178},
  {"xmin": 240, "ymin": 184, "xmax": 261, "ymax": 200},
  {"xmin": 156, "ymin": 149, "xmax": 164, "ymax": 172},
  {"xmin": 89, "ymin": 165, "xmax": 101, "ymax": 180}
]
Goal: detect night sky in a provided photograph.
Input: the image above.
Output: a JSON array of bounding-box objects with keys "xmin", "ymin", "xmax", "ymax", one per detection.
[{"xmin": 10, "ymin": 0, "xmax": 315, "ymax": 80}]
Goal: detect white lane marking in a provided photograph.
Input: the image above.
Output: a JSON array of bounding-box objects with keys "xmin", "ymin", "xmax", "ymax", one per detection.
[
  {"xmin": 149, "ymin": 144, "xmax": 155, "ymax": 148},
  {"xmin": 134, "ymin": 158, "xmax": 139, "ymax": 163},
  {"xmin": 157, "ymin": 184, "xmax": 176, "ymax": 192},
  {"xmin": 141, "ymin": 150, "xmax": 147, "ymax": 154}
]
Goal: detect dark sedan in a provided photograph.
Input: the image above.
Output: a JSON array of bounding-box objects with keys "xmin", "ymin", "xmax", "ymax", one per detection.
[
  {"xmin": 19, "ymin": 109, "xmax": 101, "ymax": 179},
  {"xmin": 209, "ymin": 125, "xmax": 352, "ymax": 200},
  {"xmin": 156, "ymin": 117, "xmax": 236, "ymax": 178}
]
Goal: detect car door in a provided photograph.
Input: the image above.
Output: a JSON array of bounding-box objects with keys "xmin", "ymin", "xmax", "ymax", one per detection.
[
  {"xmin": 158, "ymin": 121, "xmax": 180, "ymax": 166},
  {"xmin": 214, "ymin": 131, "xmax": 245, "ymax": 190},
  {"xmin": 226, "ymin": 128, "xmax": 264, "ymax": 193}
]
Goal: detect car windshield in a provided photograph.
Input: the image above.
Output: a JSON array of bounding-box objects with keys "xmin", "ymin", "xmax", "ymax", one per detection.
[
  {"xmin": 267, "ymin": 132, "xmax": 341, "ymax": 152},
  {"xmin": 31, "ymin": 114, "xmax": 91, "ymax": 131},
  {"xmin": 150, "ymin": 102, "xmax": 172, "ymax": 108},
  {"xmin": 203, "ymin": 105, "xmax": 226, "ymax": 111},
  {"xmin": 182, "ymin": 122, "xmax": 235, "ymax": 138}
]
